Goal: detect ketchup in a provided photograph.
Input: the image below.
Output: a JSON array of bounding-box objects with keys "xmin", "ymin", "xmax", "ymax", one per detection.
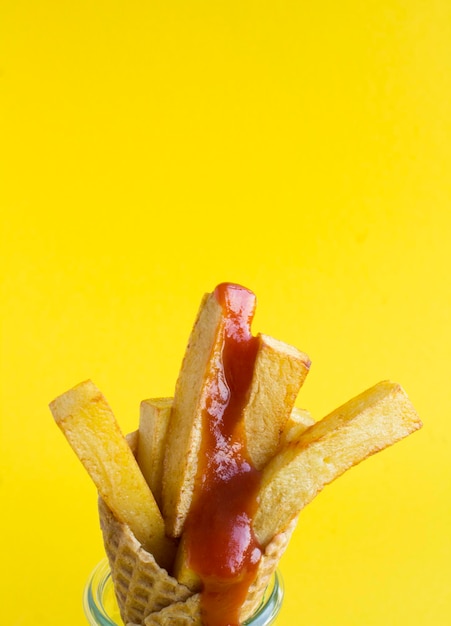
[{"xmin": 183, "ymin": 283, "xmax": 262, "ymax": 626}]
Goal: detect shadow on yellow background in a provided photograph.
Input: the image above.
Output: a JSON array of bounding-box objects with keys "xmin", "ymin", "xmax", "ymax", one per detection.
[{"xmin": 1, "ymin": 1, "xmax": 450, "ymax": 625}]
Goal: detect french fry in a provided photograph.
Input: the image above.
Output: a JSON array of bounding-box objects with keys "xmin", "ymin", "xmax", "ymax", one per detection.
[
  {"xmin": 253, "ymin": 380, "xmax": 422, "ymax": 546},
  {"xmin": 49, "ymin": 380, "xmax": 176, "ymax": 571},
  {"xmin": 138, "ymin": 397, "xmax": 173, "ymax": 509},
  {"xmin": 172, "ymin": 533, "xmax": 202, "ymax": 592},
  {"xmin": 161, "ymin": 290, "xmax": 311, "ymax": 538},
  {"xmin": 243, "ymin": 334, "xmax": 310, "ymax": 470},
  {"xmin": 280, "ymin": 406, "xmax": 315, "ymax": 445},
  {"xmin": 161, "ymin": 292, "xmax": 225, "ymax": 538}
]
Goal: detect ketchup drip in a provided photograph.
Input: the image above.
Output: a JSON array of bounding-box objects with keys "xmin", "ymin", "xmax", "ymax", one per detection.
[{"xmin": 184, "ymin": 283, "xmax": 262, "ymax": 626}]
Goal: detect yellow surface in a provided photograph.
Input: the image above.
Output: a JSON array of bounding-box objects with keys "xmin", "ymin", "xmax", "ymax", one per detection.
[{"xmin": 1, "ymin": 1, "xmax": 450, "ymax": 625}]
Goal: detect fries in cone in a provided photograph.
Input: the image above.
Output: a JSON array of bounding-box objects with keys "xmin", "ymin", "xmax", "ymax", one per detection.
[{"xmin": 50, "ymin": 282, "xmax": 422, "ymax": 625}]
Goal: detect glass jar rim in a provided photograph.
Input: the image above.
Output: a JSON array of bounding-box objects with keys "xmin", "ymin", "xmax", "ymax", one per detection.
[{"xmin": 83, "ymin": 558, "xmax": 284, "ymax": 626}]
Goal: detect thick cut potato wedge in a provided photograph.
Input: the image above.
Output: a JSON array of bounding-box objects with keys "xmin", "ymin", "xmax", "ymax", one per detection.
[
  {"xmin": 49, "ymin": 380, "xmax": 176, "ymax": 571},
  {"xmin": 243, "ymin": 334, "xmax": 310, "ymax": 470},
  {"xmin": 172, "ymin": 533, "xmax": 202, "ymax": 592},
  {"xmin": 253, "ymin": 381, "xmax": 422, "ymax": 546},
  {"xmin": 280, "ymin": 407, "xmax": 315, "ymax": 446},
  {"xmin": 162, "ymin": 292, "xmax": 225, "ymax": 538},
  {"xmin": 138, "ymin": 397, "xmax": 173, "ymax": 509}
]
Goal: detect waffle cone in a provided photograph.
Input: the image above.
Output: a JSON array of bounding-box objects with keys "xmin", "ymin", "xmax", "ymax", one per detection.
[{"xmin": 99, "ymin": 498, "xmax": 296, "ymax": 625}]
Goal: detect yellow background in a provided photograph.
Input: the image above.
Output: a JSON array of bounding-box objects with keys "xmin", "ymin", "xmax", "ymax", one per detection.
[{"xmin": 1, "ymin": 1, "xmax": 450, "ymax": 624}]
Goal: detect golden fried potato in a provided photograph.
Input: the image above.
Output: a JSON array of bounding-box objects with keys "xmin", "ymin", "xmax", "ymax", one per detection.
[
  {"xmin": 280, "ymin": 406, "xmax": 315, "ymax": 445},
  {"xmin": 253, "ymin": 381, "xmax": 422, "ymax": 546},
  {"xmin": 243, "ymin": 334, "xmax": 310, "ymax": 470},
  {"xmin": 49, "ymin": 380, "xmax": 176, "ymax": 571},
  {"xmin": 162, "ymin": 292, "xmax": 224, "ymax": 538},
  {"xmin": 172, "ymin": 533, "xmax": 202, "ymax": 592},
  {"xmin": 138, "ymin": 397, "xmax": 173, "ymax": 509}
]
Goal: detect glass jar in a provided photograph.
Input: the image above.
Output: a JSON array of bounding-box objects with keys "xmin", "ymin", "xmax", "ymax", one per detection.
[{"xmin": 83, "ymin": 559, "xmax": 284, "ymax": 626}]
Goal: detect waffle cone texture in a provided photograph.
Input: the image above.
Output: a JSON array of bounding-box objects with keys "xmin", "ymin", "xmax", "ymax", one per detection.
[{"xmin": 98, "ymin": 498, "xmax": 296, "ymax": 625}]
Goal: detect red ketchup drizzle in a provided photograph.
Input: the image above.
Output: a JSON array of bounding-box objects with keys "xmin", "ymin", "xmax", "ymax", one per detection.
[{"xmin": 184, "ymin": 283, "xmax": 262, "ymax": 626}]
